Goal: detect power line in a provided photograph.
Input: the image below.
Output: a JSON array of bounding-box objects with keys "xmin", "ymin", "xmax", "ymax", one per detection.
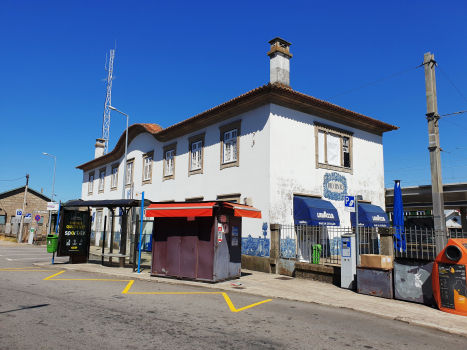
[
  {"xmin": 442, "ymin": 149, "xmax": 467, "ymax": 161},
  {"xmin": 385, "ymin": 146, "xmax": 467, "ymax": 162},
  {"xmin": 325, "ymin": 64, "xmax": 424, "ymax": 101},
  {"xmin": 440, "ymin": 110, "xmax": 467, "ymax": 118},
  {"xmin": 0, "ymin": 176, "xmax": 26, "ymax": 182},
  {"xmin": 436, "ymin": 65, "xmax": 467, "ymax": 104},
  {"xmin": 440, "ymin": 117, "xmax": 467, "ymax": 132}
]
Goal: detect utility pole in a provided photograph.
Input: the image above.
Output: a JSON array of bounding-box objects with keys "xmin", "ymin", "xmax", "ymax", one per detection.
[
  {"xmin": 18, "ymin": 174, "xmax": 29, "ymax": 243},
  {"xmin": 424, "ymin": 52, "xmax": 446, "ymax": 253}
]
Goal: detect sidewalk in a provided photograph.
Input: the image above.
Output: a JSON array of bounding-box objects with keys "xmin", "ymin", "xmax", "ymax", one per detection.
[{"xmin": 31, "ymin": 252, "xmax": 467, "ymax": 338}]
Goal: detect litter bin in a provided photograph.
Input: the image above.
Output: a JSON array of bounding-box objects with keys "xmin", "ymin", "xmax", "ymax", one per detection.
[
  {"xmin": 432, "ymin": 238, "xmax": 467, "ymax": 316},
  {"xmin": 47, "ymin": 234, "xmax": 58, "ymax": 253},
  {"xmin": 312, "ymin": 244, "xmax": 322, "ymax": 264}
]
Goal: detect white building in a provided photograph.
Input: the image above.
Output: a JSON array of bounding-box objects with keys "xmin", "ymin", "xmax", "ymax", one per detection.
[{"xmin": 77, "ymin": 38, "xmax": 397, "ymax": 258}]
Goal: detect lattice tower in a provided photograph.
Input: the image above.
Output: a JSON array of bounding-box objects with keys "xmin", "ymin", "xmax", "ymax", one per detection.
[{"xmin": 102, "ymin": 49, "xmax": 115, "ymax": 154}]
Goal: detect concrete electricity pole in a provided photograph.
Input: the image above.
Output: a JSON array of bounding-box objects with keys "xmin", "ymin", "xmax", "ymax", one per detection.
[
  {"xmin": 18, "ymin": 174, "xmax": 29, "ymax": 243},
  {"xmin": 424, "ymin": 52, "xmax": 446, "ymax": 253}
]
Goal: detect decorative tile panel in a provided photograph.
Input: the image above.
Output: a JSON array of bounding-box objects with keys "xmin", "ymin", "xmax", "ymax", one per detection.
[{"xmin": 323, "ymin": 172, "xmax": 348, "ymax": 201}]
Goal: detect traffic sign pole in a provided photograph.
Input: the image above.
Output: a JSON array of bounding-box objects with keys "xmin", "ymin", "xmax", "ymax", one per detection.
[{"xmin": 356, "ymin": 196, "xmax": 360, "ymax": 266}]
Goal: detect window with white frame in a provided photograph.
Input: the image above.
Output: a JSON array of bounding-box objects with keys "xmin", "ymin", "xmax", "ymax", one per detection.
[
  {"xmin": 223, "ymin": 129, "xmax": 237, "ymax": 163},
  {"xmin": 165, "ymin": 150, "xmax": 174, "ymax": 175},
  {"xmin": 219, "ymin": 120, "xmax": 241, "ymax": 169},
  {"xmin": 315, "ymin": 122, "xmax": 353, "ymax": 173},
  {"xmin": 111, "ymin": 165, "xmax": 118, "ymax": 189},
  {"xmin": 88, "ymin": 172, "xmax": 94, "ymax": 194},
  {"xmin": 191, "ymin": 141, "xmax": 202, "ymax": 170},
  {"xmin": 142, "ymin": 151, "xmax": 153, "ymax": 184},
  {"xmin": 98, "ymin": 168, "xmax": 105, "ymax": 192},
  {"xmin": 163, "ymin": 143, "xmax": 176, "ymax": 180},
  {"xmin": 188, "ymin": 133, "xmax": 205, "ymax": 176},
  {"xmin": 96, "ymin": 211, "xmax": 103, "ymax": 232},
  {"xmin": 126, "ymin": 160, "xmax": 134, "ymax": 186}
]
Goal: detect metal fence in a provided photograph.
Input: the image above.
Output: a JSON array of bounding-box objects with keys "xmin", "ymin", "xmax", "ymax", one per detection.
[
  {"xmin": 395, "ymin": 228, "xmax": 467, "ymax": 261},
  {"xmin": 279, "ymin": 224, "xmax": 381, "ymax": 265}
]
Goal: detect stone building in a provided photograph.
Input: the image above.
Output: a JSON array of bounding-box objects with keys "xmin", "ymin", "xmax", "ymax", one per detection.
[{"xmin": 0, "ymin": 186, "xmax": 51, "ymax": 241}]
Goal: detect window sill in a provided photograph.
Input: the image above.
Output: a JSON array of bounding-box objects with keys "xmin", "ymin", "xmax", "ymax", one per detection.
[
  {"xmin": 220, "ymin": 160, "xmax": 239, "ymax": 170},
  {"xmin": 317, "ymin": 163, "xmax": 353, "ymax": 174},
  {"xmin": 125, "ymin": 184, "xmax": 133, "ymax": 188},
  {"xmin": 163, "ymin": 175, "xmax": 174, "ymax": 181},
  {"xmin": 189, "ymin": 168, "xmax": 203, "ymax": 176},
  {"xmin": 142, "ymin": 179, "xmax": 152, "ymax": 185},
  {"xmin": 110, "ymin": 187, "xmax": 117, "ymax": 192}
]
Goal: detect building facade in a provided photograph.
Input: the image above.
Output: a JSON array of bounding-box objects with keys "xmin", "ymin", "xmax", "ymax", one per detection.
[
  {"xmin": 77, "ymin": 38, "xmax": 397, "ymax": 257},
  {"xmin": 0, "ymin": 186, "xmax": 51, "ymax": 241}
]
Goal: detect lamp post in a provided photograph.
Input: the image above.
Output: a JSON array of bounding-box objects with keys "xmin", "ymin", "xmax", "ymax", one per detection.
[
  {"xmin": 109, "ymin": 106, "xmax": 129, "ymax": 200},
  {"xmin": 43, "ymin": 152, "xmax": 56, "ymax": 236}
]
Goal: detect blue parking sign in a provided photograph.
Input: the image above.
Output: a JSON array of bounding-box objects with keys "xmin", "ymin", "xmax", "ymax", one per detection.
[{"xmin": 345, "ymin": 196, "xmax": 355, "ymax": 212}]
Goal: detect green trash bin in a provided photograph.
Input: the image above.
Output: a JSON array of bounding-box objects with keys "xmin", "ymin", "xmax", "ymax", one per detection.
[
  {"xmin": 47, "ymin": 234, "xmax": 58, "ymax": 253},
  {"xmin": 312, "ymin": 244, "xmax": 322, "ymax": 264}
]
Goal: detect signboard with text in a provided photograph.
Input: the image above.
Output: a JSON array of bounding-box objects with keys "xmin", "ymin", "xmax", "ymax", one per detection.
[{"xmin": 58, "ymin": 210, "xmax": 89, "ymax": 256}]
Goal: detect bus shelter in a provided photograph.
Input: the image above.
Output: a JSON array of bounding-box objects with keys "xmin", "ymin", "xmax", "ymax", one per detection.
[
  {"xmin": 145, "ymin": 201, "xmax": 261, "ymax": 282},
  {"xmin": 58, "ymin": 199, "xmax": 150, "ymax": 266}
]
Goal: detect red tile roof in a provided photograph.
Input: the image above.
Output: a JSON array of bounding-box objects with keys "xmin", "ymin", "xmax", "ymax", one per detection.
[{"xmin": 77, "ymin": 83, "xmax": 398, "ymax": 171}]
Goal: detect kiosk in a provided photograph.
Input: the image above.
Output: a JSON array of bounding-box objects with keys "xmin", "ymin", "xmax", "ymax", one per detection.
[
  {"xmin": 432, "ymin": 238, "xmax": 467, "ymax": 316},
  {"xmin": 145, "ymin": 201, "xmax": 261, "ymax": 282}
]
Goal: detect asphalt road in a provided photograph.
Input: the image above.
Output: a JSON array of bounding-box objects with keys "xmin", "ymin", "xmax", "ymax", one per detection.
[{"xmin": 0, "ymin": 244, "xmax": 465, "ymax": 350}]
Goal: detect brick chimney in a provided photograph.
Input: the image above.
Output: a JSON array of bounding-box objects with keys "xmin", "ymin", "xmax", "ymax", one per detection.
[
  {"xmin": 267, "ymin": 37, "xmax": 293, "ymax": 87},
  {"xmin": 95, "ymin": 138, "xmax": 106, "ymax": 158}
]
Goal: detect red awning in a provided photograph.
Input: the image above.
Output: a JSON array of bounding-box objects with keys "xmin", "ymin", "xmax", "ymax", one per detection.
[
  {"xmin": 223, "ymin": 203, "xmax": 262, "ymax": 219},
  {"xmin": 145, "ymin": 202, "xmax": 217, "ymax": 218}
]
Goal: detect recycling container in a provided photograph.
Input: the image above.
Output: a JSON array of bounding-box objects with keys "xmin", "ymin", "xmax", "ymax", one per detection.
[
  {"xmin": 47, "ymin": 234, "xmax": 59, "ymax": 253},
  {"xmin": 432, "ymin": 238, "xmax": 467, "ymax": 316},
  {"xmin": 312, "ymin": 244, "xmax": 322, "ymax": 264}
]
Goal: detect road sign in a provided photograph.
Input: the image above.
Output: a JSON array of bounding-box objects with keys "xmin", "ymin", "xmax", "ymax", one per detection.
[
  {"xmin": 25, "ymin": 213, "xmax": 32, "ymax": 219},
  {"xmin": 344, "ymin": 196, "xmax": 355, "ymax": 212},
  {"xmin": 35, "ymin": 215, "xmax": 41, "ymax": 222},
  {"xmin": 16, "ymin": 209, "xmax": 23, "ymax": 216},
  {"xmin": 47, "ymin": 202, "xmax": 59, "ymax": 211}
]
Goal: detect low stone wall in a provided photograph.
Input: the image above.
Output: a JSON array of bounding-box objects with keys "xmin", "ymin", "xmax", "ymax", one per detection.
[
  {"xmin": 294, "ymin": 262, "xmax": 341, "ymax": 286},
  {"xmin": 241, "ymin": 255, "xmax": 273, "ymax": 274}
]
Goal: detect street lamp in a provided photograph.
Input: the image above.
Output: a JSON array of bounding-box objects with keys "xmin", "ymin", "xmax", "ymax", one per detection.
[
  {"xmin": 108, "ymin": 106, "xmax": 129, "ymax": 200},
  {"xmin": 43, "ymin": 152, "xmax": 56, "ymax": 236}
]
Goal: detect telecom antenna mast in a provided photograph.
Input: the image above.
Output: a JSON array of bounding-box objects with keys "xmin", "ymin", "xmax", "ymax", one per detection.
[{"xmin": 101, "ymin": 48, "xmax": 115, "ymax": 154}]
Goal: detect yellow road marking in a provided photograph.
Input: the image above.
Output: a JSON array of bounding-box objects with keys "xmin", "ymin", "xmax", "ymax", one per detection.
[
  {"xmin": 44, "ymin": 271, "xmax": 272, "ymax": 312},
  {"xmin": 121, "ymin": 277, "xmax": 272, "ymax": 312},
  {"xmin": 221, "ymin": 293, "xmax": 272, "ymax": 312},
  {"xmin": 43, "ymin": 271, "xmax": 66, "ymax": 280},
  {"xmin": 122, "ymin": 280, "xmax": 134, "ymax": 294}
]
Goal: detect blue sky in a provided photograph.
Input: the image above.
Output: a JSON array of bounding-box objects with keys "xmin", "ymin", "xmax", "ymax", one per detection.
[{"xmin": 1, "ymin": 0, "xmax": 466, "ymax": 202}]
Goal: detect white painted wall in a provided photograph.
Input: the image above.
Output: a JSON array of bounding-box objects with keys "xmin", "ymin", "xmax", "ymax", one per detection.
[
  {"xmin": 269, "ymin": 104, "xmax": 385, "ymax": 228},
  {"xmin": 80, "ymin": 103, "xmax": 388, "ymax": 242},
  {"xmin": 81, "ymin": 105, "xmax": 272, "ymax": 239}
]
